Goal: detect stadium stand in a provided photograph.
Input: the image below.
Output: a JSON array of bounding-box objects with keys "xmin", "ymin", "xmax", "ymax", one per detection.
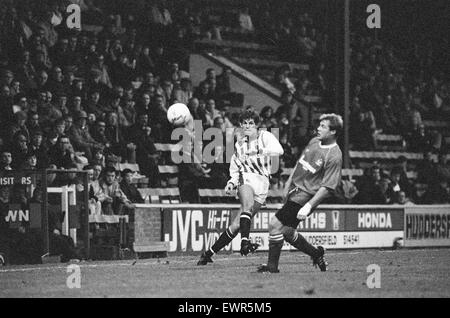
[{"xmin": 0, "ymin": 0, "xmax": 447, "ymax": 211}]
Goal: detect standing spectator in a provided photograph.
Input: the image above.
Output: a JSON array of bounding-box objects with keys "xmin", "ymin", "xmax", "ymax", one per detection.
[
  {"xmin": 238, "ymin": 7, "xmax": 254, "ymax": 33},
  {"xmin": 416, "ymin": 150, "xmax": 439, "ymax": 187},
  {"xmin": 127, "ymin": 113, "xmax": 160, "ymax": 186},
  {"xmin": 275, "ymin": 90, "xmax": 308, "ymax": 147},
  {"xmin": 436, "ymin": 152, "xmax": 450, "ymax": 183},
  {"xmin": 350, "ymin": 100, "xmax": 378, "ymax": 150},
  {"xmin": 173, "ymin": 78, "xmax": 192, "ymax": 105},
  {"xmin": 376, "ymin": 95, "xmax": 399, "ymax": 133},
  {"xmin": 137, "ymin": 46, "xmax": 155, "ymax": 74},
  {"xmin": 149, "ymin": 94, "xmax": 170, "ymax": 142},
  {"xmin": 260, "ymin": 106, "xmax": 278, "ymax": 130}
]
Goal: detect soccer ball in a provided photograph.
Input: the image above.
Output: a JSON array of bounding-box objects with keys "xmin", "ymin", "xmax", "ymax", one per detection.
[{"xmin": 167, "ymin": 103, "xmax": 191, "ymax": 126}]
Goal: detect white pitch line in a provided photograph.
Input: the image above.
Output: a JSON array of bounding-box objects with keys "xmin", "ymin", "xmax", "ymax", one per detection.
[{"xmin": 0, "ymin": 248, "xmax": 444, "ymax": 274}]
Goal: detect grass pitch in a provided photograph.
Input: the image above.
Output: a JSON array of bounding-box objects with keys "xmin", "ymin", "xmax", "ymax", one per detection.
[{"xmin": 1, "ymin": 248, "xmax": 449, "ymax": 298}]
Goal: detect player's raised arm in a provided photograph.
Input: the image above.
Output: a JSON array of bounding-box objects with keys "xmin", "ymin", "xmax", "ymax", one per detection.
[{"xmin": 259, "ymin": 131, "xmax": 284, "ymax": 156}]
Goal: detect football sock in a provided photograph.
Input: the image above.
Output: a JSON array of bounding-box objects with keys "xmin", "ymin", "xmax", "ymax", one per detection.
[
  {"xmin": 267, "ymin": 234, "xmax": 284, "ymax": 271},
  {"xmin": 208, "ymin": 227, "xmax": 236, "ymax": 257},
  {"xmin": 288, "ymin": 231, "xmax": 319, "ymax": 258},
  {"xmin": 239, "ymin": 211, "xmax": 252, "ymax": 241}
]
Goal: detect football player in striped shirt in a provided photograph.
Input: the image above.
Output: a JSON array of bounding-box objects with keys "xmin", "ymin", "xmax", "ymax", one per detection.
[
  {"xmin": 197, "ymin": 110, "xmax": 284, "ymax": 265},
  {"xmin": 257, "ymin": 113, "xmax": 343, "ymax": 273}
]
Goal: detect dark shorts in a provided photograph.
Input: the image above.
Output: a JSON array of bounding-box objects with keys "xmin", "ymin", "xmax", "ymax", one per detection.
[{"xmin": 275, "ymin": 200, "xmax": 303, "ymax": 229}]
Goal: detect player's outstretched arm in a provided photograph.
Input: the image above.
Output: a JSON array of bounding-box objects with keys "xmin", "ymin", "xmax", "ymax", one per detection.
[{"xmin": 259, "ymin": 131, "xmax": 284, "ymax": 156}]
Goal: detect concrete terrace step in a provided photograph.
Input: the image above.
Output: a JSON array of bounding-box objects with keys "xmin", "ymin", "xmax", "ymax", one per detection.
[
  {"xmin": 232, "ymin": 56, "xmax": 309, "ymax": 71},
  {"xmin": 194, "ymin": 39, "xmax": 276, "ymax": 52}
]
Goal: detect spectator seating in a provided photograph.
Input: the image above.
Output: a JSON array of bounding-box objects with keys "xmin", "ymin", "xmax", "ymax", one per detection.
[
  {"xmin": 154, "ymin": 143, "xmax": 182, "ymax": 165},
  {"xmin": 118, "ymin": 163, "xmax": 149, "ymax": 188},
  {"xmin": 158, "ymin": 165, "xmax": 179, "ymax": 187},
  {"xmin": 138, "ymin": 188, "xmax": 181, "ymax": 204},
  {"xmin": 198, "ymin": 189, "xmax": 236, "ymax": 203},
  {"xmin": 374, "ymin": 134, "xmax": 405, "ymax": 151}
]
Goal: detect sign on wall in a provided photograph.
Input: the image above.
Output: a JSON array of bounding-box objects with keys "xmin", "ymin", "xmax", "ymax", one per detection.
[{"xmin": 162, "ymin": 206, "xmax": 404, "ymax": 252}]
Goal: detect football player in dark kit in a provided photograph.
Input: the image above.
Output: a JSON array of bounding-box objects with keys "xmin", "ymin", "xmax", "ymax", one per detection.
[{"xmin": 257, "ymin": 113, "xmax": 343, "ymax": 273}]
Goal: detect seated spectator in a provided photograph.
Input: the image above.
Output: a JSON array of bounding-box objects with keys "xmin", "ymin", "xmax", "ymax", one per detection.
[
  {"xmin": 119, "ymin": 169, "xmax": 145, "ymax": 203},
  {"xmin": 82, "ymin": 165, "xmax": 103, "ymax": 215},
  {"xmin": 393, "ymin": 190, "xmax": 414, "ymax": 205},
  {"xmin": 104, "ymin": 112, "xmax": 136, "ymax": 163},
  {"xmin": 205, "ymin": 99, "xmax": 220, "ymax": 122},
  {"xmin": 47, "ymin": 67, "xmax": 66, "ymax": 97},
  {"xmin": 91, "ymin": 120, "xmax": 111, "ymax": 148},
  {"xmin": 427, "ymin": 178, "xmax": 450, "ymax": 204},
  {"xmin": 355, "ymin": 165, "xmax": 389, "ymax": 204},
  {"xmin": 90, "ymin": 147, "xmax": 106, "ymax": 168},
  {"xmin": 20, "ymin": 151, "xmax": 38, "ymax": 170},
  {"xmin": 69, "ymin": 95, "xmax": 83, "ymax": 115},
  {"xmin": 389, "ymin": 166, "xmax": 411, "ymax": 199},
  {"xmin": 11, "ymin": 133, "xmax": 29, "ymax": 170},
  {"xmin": 90, "ymin": 54, "xmax": 112, "ymax": 89},
  {"xmin": 407, "ymin": 123, "xmax": 441, "ymax": 153},
  {"xmin": 6, "ymin": 111, "xmax": 30, "ymax": 145},
  {"xmin": 48, "ymin": 135, "xmax": 77, "ymax": 169},
  {"xmin": 193, "ymin": 81, "xmax": 212, "ymax": 103},
  {"xmin": 100, "ymin": 166, "xmax": 134, "ymax": 215},
  {"xmin": 0, "ymin": 151, "xmax": 13, "ymax": 171},
  {"xmin": 68, "ymin": 110, "xmax": 104, "ymax": 161},
  {"xmin": 122, "ymin": 96, "xmax": 137, "ymax": 127},
  {"xmin": 84, "ymin": 90, "xmax": 104, "ymax": 119}
]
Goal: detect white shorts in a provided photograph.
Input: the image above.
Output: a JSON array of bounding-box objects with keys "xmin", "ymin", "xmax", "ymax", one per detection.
[{"xmin": 239, "ymin": 173, "xmax": 270, "ymax": 204}]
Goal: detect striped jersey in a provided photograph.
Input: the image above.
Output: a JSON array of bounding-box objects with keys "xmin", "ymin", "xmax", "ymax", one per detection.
[{"xmin": 229, "ymin": 130, "xmax": 284, "ymax": 185}]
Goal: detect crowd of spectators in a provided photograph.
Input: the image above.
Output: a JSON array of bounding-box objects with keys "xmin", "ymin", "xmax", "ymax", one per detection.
[{"xmin": 0, "ymin": 0, "xmax": 447, "ymax": 210}]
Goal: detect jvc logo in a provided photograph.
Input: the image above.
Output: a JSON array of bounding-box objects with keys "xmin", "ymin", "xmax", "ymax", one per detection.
[{"xmin": 5, "ymin": 210, "xmax": 29, "ymax": 223}]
